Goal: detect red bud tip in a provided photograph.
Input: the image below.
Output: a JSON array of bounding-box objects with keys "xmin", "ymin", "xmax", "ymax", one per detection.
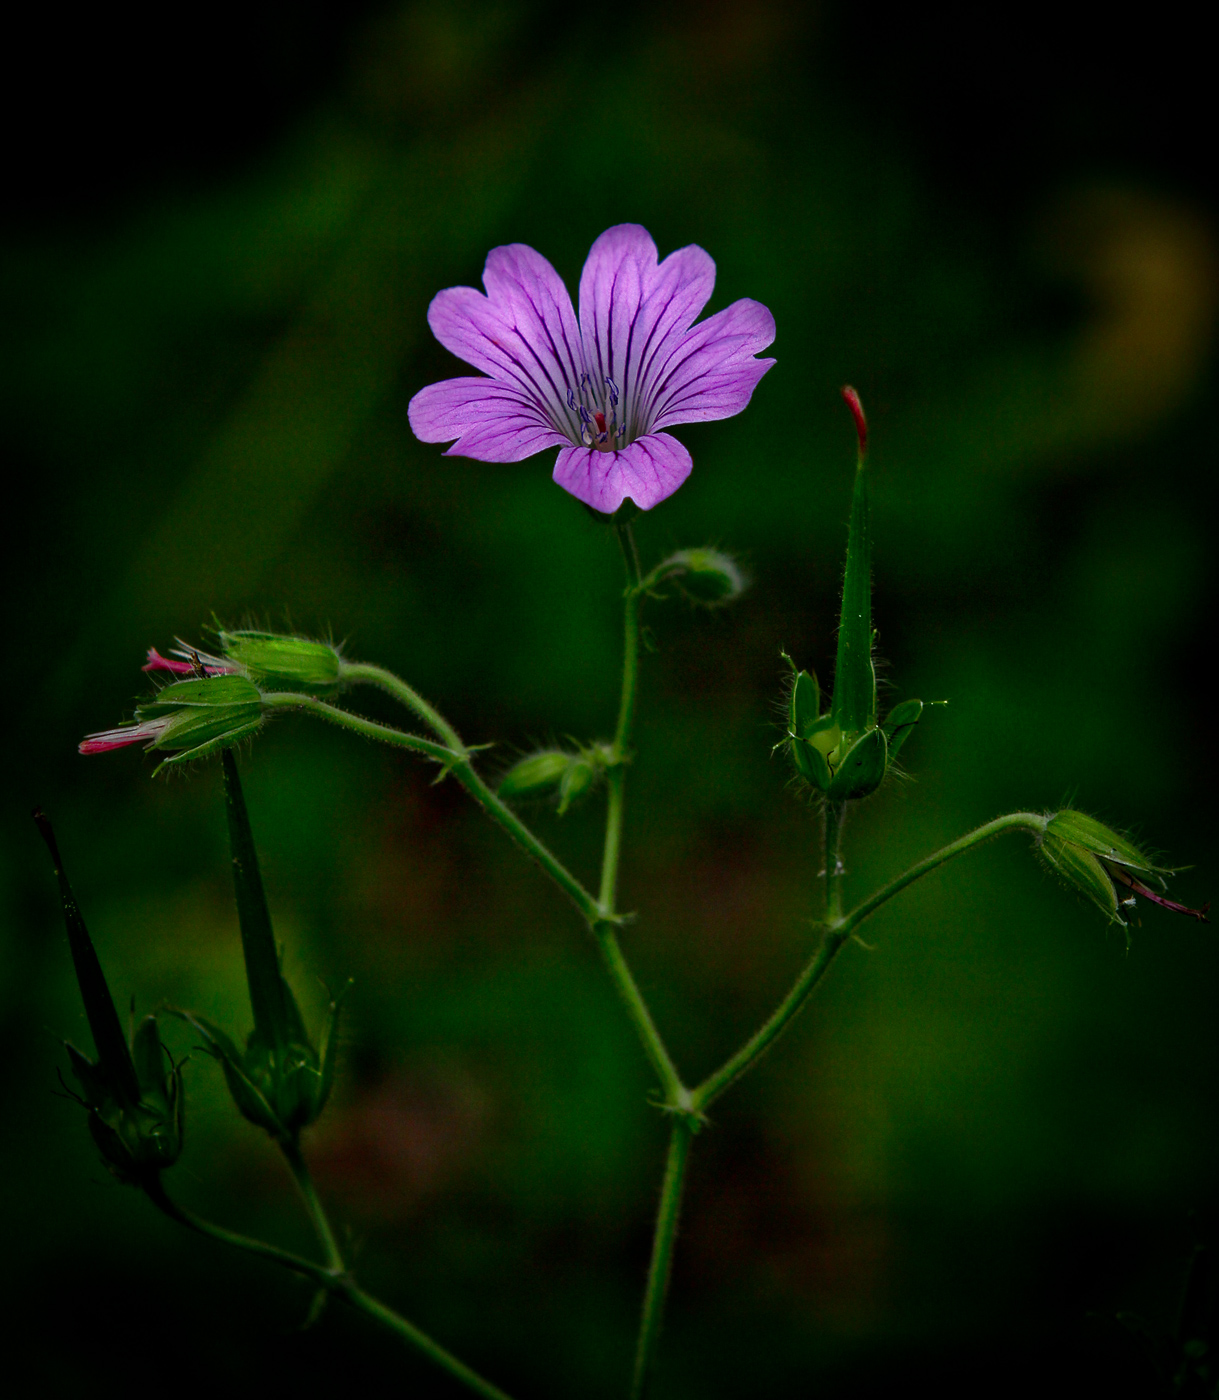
[{"xmin": 841, "ymin": 385, "xmax": 867, "ymax": 455}]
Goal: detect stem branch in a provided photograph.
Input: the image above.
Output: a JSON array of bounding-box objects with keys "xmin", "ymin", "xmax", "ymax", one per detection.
[
  {"xmin": 692, "ymin": 810, "xmax": 1048, "ymax": 1110},
  {"xmin": 144, "ymin": 1180, "xmax": 514, "ymax": 1400}
]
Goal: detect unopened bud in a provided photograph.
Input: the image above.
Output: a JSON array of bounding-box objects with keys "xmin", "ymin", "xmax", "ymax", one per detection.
[
  {"xmin": 653, "ymin": 548, "xmax": 746, "ymax": 605},
  {"xmin": 558, "ymin": 757, "xmax": 597, "ymax": 814},
  {"xmin": 498, "ymin": 751, "xmax": 572, "ymax": 799},
  {"xmin": 81, "ymin": 675, "xmax": 264, "ymax": 767},
  {"xmin": 217, "ymin": 629, "xmax": 342, "ymax": 692},
  {"xmin": 1037, "ymin": 810, "xmax": 1208, "ymax": 927}
]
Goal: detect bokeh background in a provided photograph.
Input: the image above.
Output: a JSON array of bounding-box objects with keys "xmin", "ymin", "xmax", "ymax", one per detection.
[{"xmin": 3, "ymin": 2, "xmax": 1216, "ymax": 1393}]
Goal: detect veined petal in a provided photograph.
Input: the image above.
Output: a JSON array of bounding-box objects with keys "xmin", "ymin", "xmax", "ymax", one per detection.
[
  {"xmin": 426, "ymin": 244, "xmax": 585, "ymax": 439},
  {"xmin": 408, "ymin": 377, "xmax": 567, "ymax": 462},
  {"xmin": 578, "ymin": 225, "xmax": 717, "ymax": 438},
  {"xmin": 648, "ymin": 298, "xmax": 776, "ymax": 429},
  {"xmin": 553, "ymin": 432, "xmax": 692, "ymax": 513}
]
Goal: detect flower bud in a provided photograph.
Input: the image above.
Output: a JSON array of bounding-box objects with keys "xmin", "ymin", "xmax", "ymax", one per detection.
[
  {"xmin": 217, "ymin": 629, "xmax": 343, "ymax": 693},
  {"xmin": 1037, "ymin": 809, "xmax": 1208, "ymax": 926},
  {"xmin": 498, "ymin": 751, "xmax": 572, "ymax": 799},
  {"xmin": 653, "ymin": 548, "xmax": 746, "ymax": 606},
  {"xmin": 558, "ymin": 756, "xmax": 597, "ymax": 815},
  {"xmin": 81, "ymin": 674, "xmax": 265, "ymax": 767}
]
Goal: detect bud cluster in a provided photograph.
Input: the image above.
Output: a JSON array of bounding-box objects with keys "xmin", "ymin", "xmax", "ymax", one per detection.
[
  {"xmin": 80, "ymin": 629, "xmax": 346, "ymax": 770},
  {"xmin": 498, "ymin": 744, "xmax": 613, "ymax": 814}
]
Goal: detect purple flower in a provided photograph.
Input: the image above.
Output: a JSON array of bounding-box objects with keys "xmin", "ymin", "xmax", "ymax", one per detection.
[{"xmin": 408, "ymin": 224, "xmax": 776, "ymax": 513}]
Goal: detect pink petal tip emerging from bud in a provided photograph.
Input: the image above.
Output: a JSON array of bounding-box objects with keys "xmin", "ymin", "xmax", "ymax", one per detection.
[
  {"xmin": 79, "ymin": 718, "xmax": 170, "ymax": 755},
  {"xmin": 841, "ymin": 385, "xmax": 867, "ymax": 455},
  {"xmin": 142, "ymin": 648, "xmax": 196, "ymax": 675}
]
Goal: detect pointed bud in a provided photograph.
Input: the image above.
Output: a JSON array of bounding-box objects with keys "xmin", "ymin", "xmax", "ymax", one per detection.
[
  {"xmin": 558, "ymin": 757, "xmax": 597, "ymax": 815},
  {"xmin": 497, "ymin": 751, "xmax": 573, "ymax": 799},
  {"xmin": 832, "ymin": 389, "xmax": 876, "ymax": 739},
  {"xmin": 34, "ymin": 812, "xmax": 184, "ymax": 1182}
]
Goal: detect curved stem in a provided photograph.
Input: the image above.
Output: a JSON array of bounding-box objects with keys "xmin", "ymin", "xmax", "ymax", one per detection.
[
  {"xmin": 337, "ymin": 661, "xmax": 463, "ymax": 751},
  {"xmin": 692, "ymin": 811, "xmax": 1049, "ymax": 1111},
  {"xmin": 261, "ymin": 691, "xmax": 456, "ymax": 764},
  {"xmin": 268, "ymin": 693, "xmax": 604, "ymax": 925},
  {"xmin": 631, "ymin": 1122, "xmax": 694, "ymax": 1400},
  {"xmin": 143, "ymin": 1180, "xmax": 515, "ymax": 1400}
]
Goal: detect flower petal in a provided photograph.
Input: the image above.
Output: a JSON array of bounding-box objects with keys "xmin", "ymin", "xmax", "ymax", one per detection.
[
  {"xmin": 648, "ymin": 298, "xmax": 776, "ymax": 429},
  {"xmin": 408, "ymin": 377, "xmax": 567, "ymax": 462},
  {"xmin": 578, "ymin": 225, "xmax": 718, "ymax": 438},
  {"xmin": 552, "ymin": 433, "xmax": 693, "ymax": 513},
  {"xmin": 426, "ymin": 244, "xmax": 585, "ymax": 440}
]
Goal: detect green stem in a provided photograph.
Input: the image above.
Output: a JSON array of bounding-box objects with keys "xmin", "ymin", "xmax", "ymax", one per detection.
[
  {"xmin": 630, "ymin": 1122, "xmax": 694, "ymax": 1400},
  {"xmin": 281, "ymin": 1137, "xmax": 345, "ymax": 1274},
  {"xmin": 144, "ymin": 1180, "xmax": 515, "ymax": 1400},
  {"xmin": 823, "ymin": 800, "xmax": 847, "ymax": 923},
  {"xmin": 593, "ymin": 522, "xmax": 686, "ymax": 1107},
  {"xmin": 336, "ymin": 661, "xmax": 463, "ymax": 750},
  {"xmin": 595, "ymin": 923, "xmax": 687, "ymax": 1109},
  {"xmin": 261, "ymin": 691, "xmax": 457, "ymax": 764},
  {"xmin": 266, "ymin": 693, "xmax": 604, "ymax": 925},
  {"xmin": 692, "ymin": 811, "xmax": 1049, "ymax": 1110}
]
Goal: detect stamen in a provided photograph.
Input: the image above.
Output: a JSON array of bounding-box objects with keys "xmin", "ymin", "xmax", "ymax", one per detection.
[
  {"xmin": 567, "ymin": 388, "xmax": 576, "ymax": 410},
  {"xmin": 605, "ymin": 377, "xmax": 620, "ymax": 408}
]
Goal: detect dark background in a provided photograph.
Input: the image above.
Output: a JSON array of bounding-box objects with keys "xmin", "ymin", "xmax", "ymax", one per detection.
[{"xmin": 3, "ymin": 2, "xmax": 1216, "ymax": 1393}]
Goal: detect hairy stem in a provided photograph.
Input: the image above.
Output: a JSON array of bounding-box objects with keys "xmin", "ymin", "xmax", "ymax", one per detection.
[
  {"xmin": 143, "ymin": 1180, "xmax": 514, "ymax": 1400},
  {"xmin": 594, "ymin": 522, "xmax": 686, "ymax": 1106},
  {"xmin": 692, "ymin": 811, "xmax": 1049, "ymax": 1110},
  {"xmin": 265, "ymin": 692, "xmax": 604, "ymax": 925},
  {"xmin": 631, "ymin": 1122, "xmax": 694, "ymax": 1400},
  {"xmin": 336, "ymin": 661, "xmax": 463, "ymax": 750}
]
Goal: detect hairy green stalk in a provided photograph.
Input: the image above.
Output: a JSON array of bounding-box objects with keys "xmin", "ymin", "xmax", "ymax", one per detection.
[{"xmin": 692, "ymin": 811, "xmax": 1050, "ymax": 1110}]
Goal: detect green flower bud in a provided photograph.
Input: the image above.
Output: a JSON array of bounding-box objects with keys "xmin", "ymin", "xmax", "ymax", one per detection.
[
  {"xmin": 1037, "ymin": 810, "xmax": 1208, "ymax": 926},
  {"xmin": 653, "ymin": 548, "xmax": 746, "ymax": 605},
  {"xmin": 217, "ymin": 629, "xmax": 342, "ymax": 693},
  {"xmin": 558, "ymin": 756, "xmax": 597, "ymax": 815},
  {"xmin": 498, "ymin": 751, "xmax": 572, "ymax": 799},
  {"xmin": 81, "ymin": 674, "xmax": 265, "ymax": 768},
  {"xmin": 35, "ymin": 813, "xmax": 184, "ymax": 1184}
]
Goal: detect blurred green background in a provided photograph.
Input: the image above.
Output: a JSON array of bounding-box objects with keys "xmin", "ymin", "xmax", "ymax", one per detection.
[{"xmin": 3, "ymin": 2, "xmax": 1216, "ymax": 1393}]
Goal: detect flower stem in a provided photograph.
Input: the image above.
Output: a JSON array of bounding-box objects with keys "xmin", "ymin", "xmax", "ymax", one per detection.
[
  {"xmin": 630, "ymin": 1121, "xmax": 694, "ymax": 1400},
  {"xmin": 824, "ymin": 800, "xmax": 847, "ymax": 923},
  {"xmin": 336, "ymin": 661, "xmax": 464, "ymax": 751},
  {"xmin": 265, "ymin": 692, "xmax": 604, "ymax": 925},
  {"xmin": 143, "ymin": 1180, "xmax": 514, "ymax": 1400},
  {"xmin": 280, "ymin": 1136, "xmax": 345, "ymax": 1274},
  {"xmin": 691, "ymin": 810, "xmax": 1049, "ymax": 1110},
  {"xmin": 594, "ymin": 522, "xmax": 686, "ymax": 1108}
]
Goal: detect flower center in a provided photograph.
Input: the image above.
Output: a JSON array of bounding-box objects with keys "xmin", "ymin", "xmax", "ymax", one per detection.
[{"xmin": 567, "ymin": 374, "xmax": 630, "ymax": 452}]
